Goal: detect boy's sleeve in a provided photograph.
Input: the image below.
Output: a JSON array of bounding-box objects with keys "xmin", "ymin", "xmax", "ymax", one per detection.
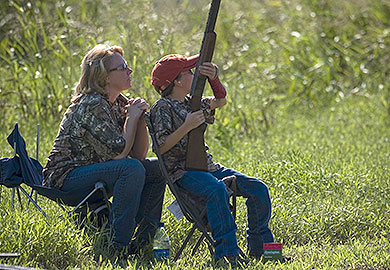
[
  {"xmin": 201, "ymin": 97, "xmax": 215, "ymax": 124},
  {"xmin": 151, "ymin": 102, "xmax": 173, "ymax": 148}
]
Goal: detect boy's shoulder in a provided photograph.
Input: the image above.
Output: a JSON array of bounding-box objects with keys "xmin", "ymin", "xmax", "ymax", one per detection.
[
  {"xmin": 149, "ymin": 98, "xmax": 173, "ymax": 125},
  {"xmin": 151, "ymin": 97, "xmax": 175, "ymax": 112}
]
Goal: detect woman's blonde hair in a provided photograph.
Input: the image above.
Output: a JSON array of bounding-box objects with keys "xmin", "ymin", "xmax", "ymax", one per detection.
[{"xmin": 72, "ymin": 44, "xmax": 124, "ymax": 103}]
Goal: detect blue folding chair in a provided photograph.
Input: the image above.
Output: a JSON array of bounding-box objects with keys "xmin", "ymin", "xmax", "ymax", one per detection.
[{"xmin": 0, "ymin": 123, "xmax": 111, "ymax": 222}]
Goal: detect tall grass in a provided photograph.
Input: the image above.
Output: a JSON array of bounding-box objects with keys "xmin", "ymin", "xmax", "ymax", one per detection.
[{"xmin": 1, "ymin": 0, "xmax": 390, "ymax": 269}]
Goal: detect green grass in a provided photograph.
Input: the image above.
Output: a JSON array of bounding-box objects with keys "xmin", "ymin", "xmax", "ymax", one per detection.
[{"xmin": 1, "ymin": 0, "xmax": 390, "ymax": 269}]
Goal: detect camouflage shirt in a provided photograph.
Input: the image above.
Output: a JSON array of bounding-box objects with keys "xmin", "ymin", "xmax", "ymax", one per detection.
[
  {"xmin": 149, "ymin": 96, "xmax": 221, "ymax": 182},
  {"xmin": 42, "ymin": 92, "xmax": 129, "ymax": 188}
]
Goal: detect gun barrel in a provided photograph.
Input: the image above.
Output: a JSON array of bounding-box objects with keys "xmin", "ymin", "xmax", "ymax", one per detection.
[
  {"xmin": 205, "ymin": 0, "xmax": 221, "ymax": 33},
  {"xmin": 190, "ymin": 0, "xmax": 220, "ymax": 97}
]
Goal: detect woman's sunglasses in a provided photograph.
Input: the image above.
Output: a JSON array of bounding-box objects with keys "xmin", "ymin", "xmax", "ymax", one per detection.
[{"xmin": 110, "ymin": 62, "xmax": 129, "ymax": 72}]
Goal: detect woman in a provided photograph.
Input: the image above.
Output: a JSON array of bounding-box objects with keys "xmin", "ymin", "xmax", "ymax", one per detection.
[{"xmin": 43, "ymin": 44, "xmax": 165, "ymax": 255}]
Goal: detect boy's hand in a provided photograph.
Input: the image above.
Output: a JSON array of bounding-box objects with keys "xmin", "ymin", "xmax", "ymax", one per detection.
[
  {"xmin": 184, "ymin": 110, "xmax": 205, "ymax": 131},
  {"xmin": 199, "ymin": 62, "xmax": 218, "ymax": 80}
]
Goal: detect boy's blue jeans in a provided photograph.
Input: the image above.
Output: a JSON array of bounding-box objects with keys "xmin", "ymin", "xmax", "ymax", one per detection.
[
  {"xmin": 61, "ymin": 158, "xmax": 166, "ymax": 248},
  {"xmin": 177, "ymin": 166, "xmax": 274, "ymax": 260}
]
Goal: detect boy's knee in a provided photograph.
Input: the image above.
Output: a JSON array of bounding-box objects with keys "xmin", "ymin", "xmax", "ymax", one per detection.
[
  {"xmin": 253, "ymin": 179, "xmax": 270, "ymax": 195},
  {"xmin": 208, "ymin": 180, "xmax": 229, "ymax": 198}
]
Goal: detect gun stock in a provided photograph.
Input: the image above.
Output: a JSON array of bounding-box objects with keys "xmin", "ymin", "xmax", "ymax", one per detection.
[{"xmin": 185, "ymin": 0, "xmax": 221, "ymax": 171}]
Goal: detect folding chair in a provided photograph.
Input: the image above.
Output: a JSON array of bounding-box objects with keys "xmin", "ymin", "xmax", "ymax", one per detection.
[
  {"xmin": 144, "ymin": 113, "xmax": 244, "ymax": 261},
  {"xmin": 0, "ymin": 123, "xmax": 111, "ymax": 224}
]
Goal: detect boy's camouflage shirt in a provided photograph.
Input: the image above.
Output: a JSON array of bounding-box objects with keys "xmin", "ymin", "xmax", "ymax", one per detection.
[
  {"xmin": 149, "ymin": 96, "xmax": 221, "ymax": 182},
  {"xmin": 42, "ymin": 92, "xmax": 128, "ymax": 188}
]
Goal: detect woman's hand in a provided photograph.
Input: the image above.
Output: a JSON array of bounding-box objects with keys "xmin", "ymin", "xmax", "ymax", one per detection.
[
  {"xmin": 126, "ymin": 97, "xmax": 149, "ymax": 119},
  {"xmin": 183, "ymin": 110, "xmax": 205, "ymax": 131},
  {"xmin": 199, "ymin": 62, "xmax": 218, "ymax": 80}
]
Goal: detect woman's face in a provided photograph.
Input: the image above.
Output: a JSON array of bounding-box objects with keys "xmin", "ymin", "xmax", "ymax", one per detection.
[{"xmin": 107, "ymin": 52, "xmax": 133, "ymax": 92}]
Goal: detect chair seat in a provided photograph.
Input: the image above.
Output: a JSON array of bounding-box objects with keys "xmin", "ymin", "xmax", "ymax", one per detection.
[
  {"xmin": 2, "ymin": 123, "xmax": 111, "ymax": 222},
  {"xmin": 33, "ymin": 185, "xmax": 76, "ymax": 206}
]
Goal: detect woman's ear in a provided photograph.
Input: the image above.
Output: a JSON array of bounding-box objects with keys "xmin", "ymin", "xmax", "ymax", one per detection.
[{"xmin": 174, "ymin": 80, "xmax": 181, "ymax": 87}]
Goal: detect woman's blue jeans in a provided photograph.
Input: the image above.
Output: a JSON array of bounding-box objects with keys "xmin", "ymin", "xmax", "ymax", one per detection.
[
  {"xmin": 177, "ymin": 166, "xmax": 274, "ymax": 260},
  {"xmin": 61, "ymin": 158, "xmax": 166, "ymax": 248}
]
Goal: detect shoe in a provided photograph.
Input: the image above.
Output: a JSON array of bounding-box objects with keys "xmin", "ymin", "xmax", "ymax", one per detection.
[
  {"xmin": 248, "ymin": 252, "xmax": 262, "ymax": 260},
  {"xmin": 225, "ymin": 255, "xmax": 249, "ymax": 267},
  {"xmin": 258, "ymin": 254, "xmax": 292, "ymax": 263},
  {"xmin": 109, "ymin": 243, "xmax": 135, "ymax": 262},
  {"xmin": 127, "ymin": 241, "xmax": 142, "ymax": 255}
]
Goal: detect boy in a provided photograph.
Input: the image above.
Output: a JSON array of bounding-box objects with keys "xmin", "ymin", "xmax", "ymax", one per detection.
[{"xmin": 149, "ymin": 54, "xmax": 274, "ymax": 264}]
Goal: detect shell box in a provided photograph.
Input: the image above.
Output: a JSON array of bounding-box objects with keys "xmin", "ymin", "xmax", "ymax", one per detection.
[{"xmin": 263, "ymin": 243, "xmax": 283, "ymax": 261}]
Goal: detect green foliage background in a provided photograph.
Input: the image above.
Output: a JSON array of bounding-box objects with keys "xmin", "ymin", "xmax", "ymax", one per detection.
[{"xmin": 1, "ymin": 0, "xmax": 390, "ymax": 269}]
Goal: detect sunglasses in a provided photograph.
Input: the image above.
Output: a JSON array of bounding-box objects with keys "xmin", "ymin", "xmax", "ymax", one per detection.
[{"xmin": 110, "ymin": 62, "xmax": 129, "ymax": 72}]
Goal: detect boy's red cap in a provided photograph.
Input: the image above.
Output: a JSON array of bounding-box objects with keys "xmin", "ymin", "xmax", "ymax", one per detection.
[{"xmin": 151, "ymin": 54, "xmax": 199, "ymax": 90}]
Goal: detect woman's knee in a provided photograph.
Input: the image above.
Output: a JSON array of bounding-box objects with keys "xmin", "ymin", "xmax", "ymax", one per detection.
[{"xmin": 117, "ymin": 158, "xmax": 146, "ymax": 182}]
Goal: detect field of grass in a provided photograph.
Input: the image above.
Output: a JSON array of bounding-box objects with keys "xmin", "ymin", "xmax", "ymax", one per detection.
[{"xmin": 1, "ymin": 0, "xmax": 390, "ymax": 269}]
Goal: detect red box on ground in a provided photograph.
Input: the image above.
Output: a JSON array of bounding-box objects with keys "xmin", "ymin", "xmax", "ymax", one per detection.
[{"xmin": 263, "ymin": 243, "xmax": 282, "ymax": 250}]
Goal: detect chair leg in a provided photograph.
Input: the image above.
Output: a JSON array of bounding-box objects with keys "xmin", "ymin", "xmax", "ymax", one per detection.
[
  {"xmin": 191, "ymin": 230, "xmax": 215, "ymax": 258},
  {"xmin": 27, "ymin": 187, "xmax": 37, "ymax": 206},
  {"xmin": 16, "ymin": 187, "xmax": 23, "ymax": 211},
  {"xmin": 57, "ymin": 202, "xmax": 67, "ymax": 212},
  {"xmin": 174, "ymin": 224, "xmax": 197, "ymax": 261},
  {"xmin": 207, "ymin": 241, "xmax": 214, "ymax": 257},
  {"xmin": 11, "ymin": 187, "xmax": 15, "ymax": 209},
  {"xmin": 191, "ymin": 233, "xmax": 205, "ymax": 256},
  {"xmin": 190, "ymin": 207, "xmax": 215, "ymax": 246},
  {"xmin": 19, "ymin": 186, "xmax": 47, "ymax": 217},
  {"xmin": 97, "ymin": 183, "xmax": 111, "ymax": 212},
  {"xmin": 56, "ymin": 182, "xmax": 110, "ymax": 223},
  {"xmin": 68, "ymin": 183, "xmax": 102, "ymax": 216}
]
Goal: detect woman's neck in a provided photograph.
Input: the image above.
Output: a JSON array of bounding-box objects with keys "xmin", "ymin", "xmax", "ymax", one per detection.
[{"xmin": 106, "ymin": 86, "xmax": 121, "ymax": 103}]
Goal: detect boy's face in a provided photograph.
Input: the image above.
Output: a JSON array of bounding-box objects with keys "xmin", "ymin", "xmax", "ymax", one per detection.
[{"xmin": 178, "ymin": 69, "xmax": 194, "ymax": 93}]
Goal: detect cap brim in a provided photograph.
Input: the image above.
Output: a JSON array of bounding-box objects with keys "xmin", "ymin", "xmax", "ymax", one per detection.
[{"xmin": 182, "ymin": 54, "xmax": 199, "ymax": 71}]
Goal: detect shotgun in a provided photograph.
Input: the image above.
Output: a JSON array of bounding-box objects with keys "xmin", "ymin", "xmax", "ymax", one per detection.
[{"xmin": 185, "ymin": 0, "xmax": 221, "ymax": 171}]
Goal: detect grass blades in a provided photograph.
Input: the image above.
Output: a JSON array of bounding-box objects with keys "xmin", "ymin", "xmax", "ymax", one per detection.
[{"xmin": 1, "ymin": 0, "xmax": 390, "ymax": 269}]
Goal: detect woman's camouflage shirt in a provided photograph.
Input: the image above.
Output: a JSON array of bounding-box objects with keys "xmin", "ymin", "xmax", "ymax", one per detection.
[{"xmin": 42, "ymin": 92, "xmax": 129, "ymax": 188}]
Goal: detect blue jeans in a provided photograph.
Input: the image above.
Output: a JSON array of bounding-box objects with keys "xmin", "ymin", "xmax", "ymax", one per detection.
[
  {"xmin": 177, "ymin": 166, "xmax": 274, "ymax": 260},
  {"xmin": 61, "ymin": 158, "xmax": 166, "ymax": 248}
]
